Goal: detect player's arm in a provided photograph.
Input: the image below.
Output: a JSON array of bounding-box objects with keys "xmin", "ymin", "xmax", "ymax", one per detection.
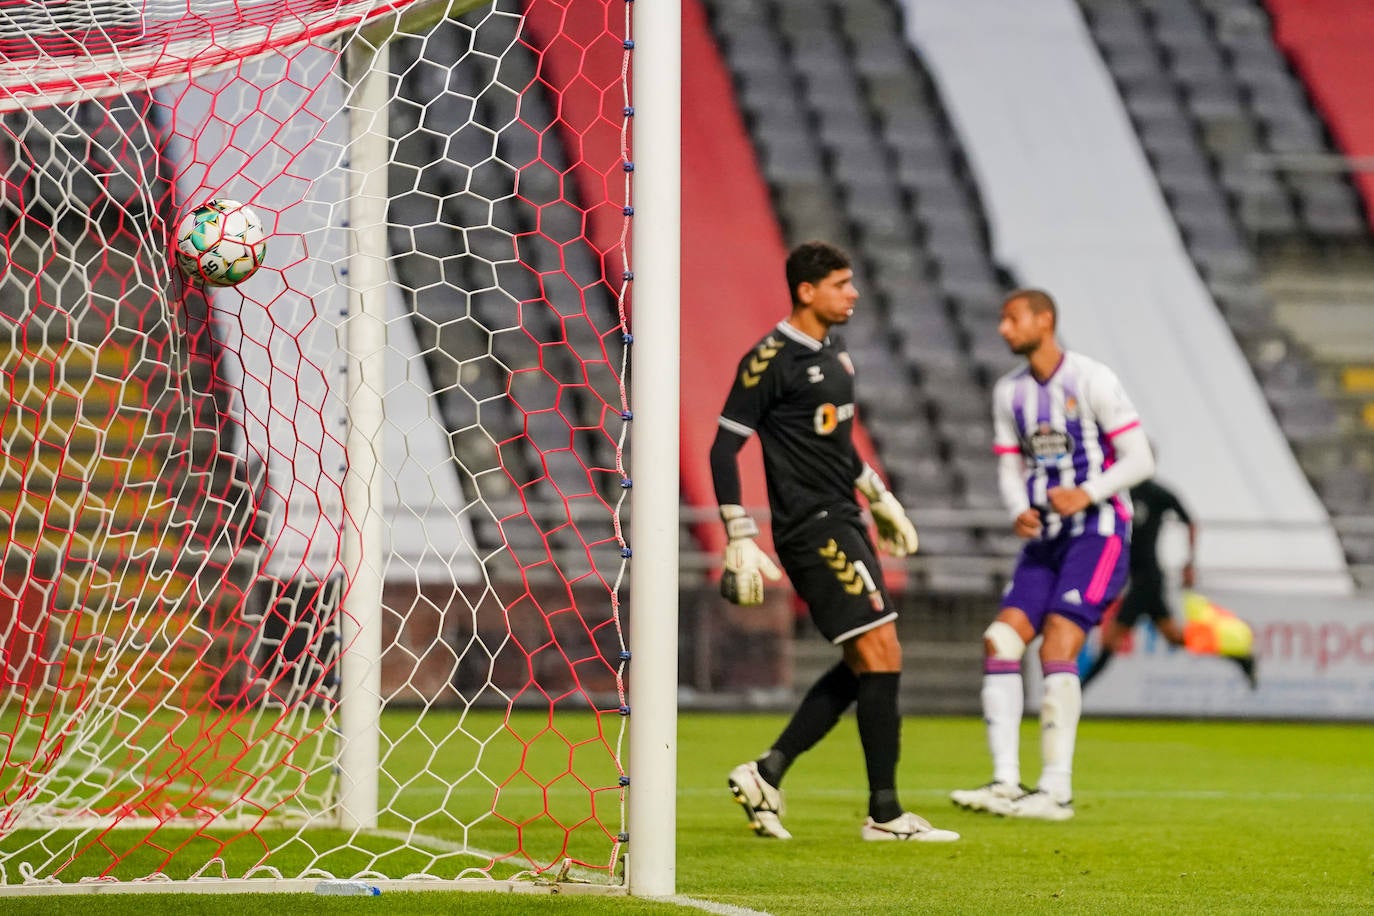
[
  {"xmin": 711, "ymin": 347, "xmax": 785, "ymax": 607},
  {"xmin": 1049, "ymin": 428, "xmax": 1153, "ymax": 515},
  {"xmin": 1000, "ymin": 452, "xmax": 1042, "ymax": 538},
  {"xmin": 1161, "ymin": 482, "xmax": 1198, "ymax": 588},
  {"xmin": 1181, "ymin": 518, "xmax": 1198, "ymax": 588},
  {"xmin": 1049, "ymin": 368, "xmax": 1155, "ymax": 515},
  {"xmin": 855, "ymin": 463, "xmax": 918, "ymax": 557},
  {"xmin": 1078, "ymin": 426, "xmax": 1155, "ymax": 505},
  {"xmin": 992, "ymin": 379, "xmax": 1040, "ymax": 538},
  {"xmin": 710, "ymin": 423, "xmax": 781, "ymax": 606}
]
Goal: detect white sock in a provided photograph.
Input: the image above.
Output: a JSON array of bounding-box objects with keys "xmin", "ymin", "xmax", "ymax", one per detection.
[
  {"xmin": 1039, "ymin": 671, "xmax": 1082, "ymax": 802},
  {"xmin": 981, "ymin": 671, "xmax": 1023, "ymax": 787}
]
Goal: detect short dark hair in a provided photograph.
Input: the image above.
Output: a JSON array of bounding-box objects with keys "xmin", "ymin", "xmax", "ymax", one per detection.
[
  {"xmin": 1004, "ymin": 287, "xmax": 1057, "ymax": 328},
  {"xmin": 786, "ymin": 241, "xmax": 851, "ymax": 304}
]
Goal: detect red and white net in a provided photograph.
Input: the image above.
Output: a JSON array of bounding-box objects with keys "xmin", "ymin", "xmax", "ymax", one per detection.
[{"xmin": 0, "ymin": 0, "xmax": 636, "ymax": 890}]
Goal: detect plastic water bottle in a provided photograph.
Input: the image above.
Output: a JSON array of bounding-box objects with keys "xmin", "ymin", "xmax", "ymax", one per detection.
[{"xmin": 314, "ymin": 880, "xmax": 381, "ymax": 896}]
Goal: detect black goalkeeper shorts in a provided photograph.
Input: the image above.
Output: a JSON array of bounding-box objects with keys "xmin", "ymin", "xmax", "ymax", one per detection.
[
  {"xmin": 1115, "ymin": 569, "xmax": 1170, "ymax": 628},
  {"xmin": 776, "ymin": 512, "xmax": 898, "ymax": 645}
]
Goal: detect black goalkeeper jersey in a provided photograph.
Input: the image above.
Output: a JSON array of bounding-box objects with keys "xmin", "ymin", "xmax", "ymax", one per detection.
[
  {"xmin": 1129, "ymin": 479, "xmax": 1192, "ymax": 575},
  {"xmin": 717, "ymin": 321, "xmax": 864, "ymax": 537}
]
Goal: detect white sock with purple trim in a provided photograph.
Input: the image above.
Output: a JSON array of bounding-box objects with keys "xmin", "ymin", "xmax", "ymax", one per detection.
[
  {"xmin": 982, "ymin": 660, "xmax": 1023, "ymax": 787},
  {"xmin": 1039, "ymin": 665, "xmax": 1081, "ymax": 802}
]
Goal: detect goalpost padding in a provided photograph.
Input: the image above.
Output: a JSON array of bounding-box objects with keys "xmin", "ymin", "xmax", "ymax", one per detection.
[{"xmin": 0, "ymin": 0, "xmax": 677, "ymax": 894}]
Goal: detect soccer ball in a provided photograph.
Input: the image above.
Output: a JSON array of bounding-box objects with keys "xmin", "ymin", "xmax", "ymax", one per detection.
[{"xmin": 174, "ymin": 199, "xmax": 267, "ymax": 287}]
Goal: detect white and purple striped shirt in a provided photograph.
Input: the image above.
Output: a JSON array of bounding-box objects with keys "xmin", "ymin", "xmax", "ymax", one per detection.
[{"xmin": 992, "ymin": 351, "xmax": 1141, "ymax": 540}]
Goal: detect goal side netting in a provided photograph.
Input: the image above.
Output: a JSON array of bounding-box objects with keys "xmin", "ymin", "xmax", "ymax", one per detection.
[{"xmin": 0, "ymin": 0, "xmax": 667, "ymax": 894}]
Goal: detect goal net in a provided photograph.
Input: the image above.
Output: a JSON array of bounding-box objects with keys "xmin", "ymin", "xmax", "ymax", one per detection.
[{"xmin": 0, "ymin": 0, "xmax": 663, "ymax": 894}]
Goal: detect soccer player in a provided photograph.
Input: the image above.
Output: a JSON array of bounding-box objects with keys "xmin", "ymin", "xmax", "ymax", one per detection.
[
  {"xmin": 950, "ymin": 288, "xmax": 1155, "ymax": 821},
  {"xmin": 1080, "ymin": 478, "xmax": 1258, "ymax": 688},
  {"xmin": 710, "ymin": 241, "xmax": 958, "ymax": 843}
]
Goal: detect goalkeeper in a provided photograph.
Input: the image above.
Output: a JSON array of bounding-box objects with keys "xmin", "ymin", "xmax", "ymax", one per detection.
[{"xmin": 708, "ymin": 241, "xmax": 957, "ymax": 844}]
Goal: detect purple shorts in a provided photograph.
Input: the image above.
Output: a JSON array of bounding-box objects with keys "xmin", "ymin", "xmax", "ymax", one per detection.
[{"xmin": 1001, "ymin": 532, "xmax": 1130, "ymax": 633}]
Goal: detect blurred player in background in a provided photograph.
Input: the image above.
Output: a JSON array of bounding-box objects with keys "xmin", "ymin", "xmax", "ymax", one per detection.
[
  {"xmin": 1081, "ymin": 477, "xmax": 1258, "ymax": 689},
  {"xmin": 709, "ymin": 240, "xmax": 958, "ymax": 843},
  {"xmin": 951, "ymin": 288, "xmax": 1154, "ymax": 821}
]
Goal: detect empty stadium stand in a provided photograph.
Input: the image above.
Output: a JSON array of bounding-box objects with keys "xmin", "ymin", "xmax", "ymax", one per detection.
[
  {"xmin": 908, "ymin": 0, "xmax": 1352, "ymax": 591},
  {"xmin": 389, "ymin": 12, "xmax": 624, "ymax": 580},
  {"xmin": 1260, "ymin": 0, "xmax": 1374, "ymax": 577},
  {"xmin": 702, "ymin": 0, "xmax": 1373, "ymax": 588},
  {"xmin": 1075, "ymin": 0, "xmax": 1374, "ymax": 579}
]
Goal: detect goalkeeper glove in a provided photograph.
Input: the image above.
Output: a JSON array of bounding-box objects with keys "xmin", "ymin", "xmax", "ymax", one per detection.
[
  {"xmin": 856, "ymin": 465, "xmax": 919, "ymax": 557},
  {"xmin": 718, "ymin": 504, "xmax": 782, "ymax": 606}
]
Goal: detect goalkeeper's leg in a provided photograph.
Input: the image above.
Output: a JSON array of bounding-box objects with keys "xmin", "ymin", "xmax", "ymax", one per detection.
[
  {"xmin": 742, "ymin": 516, "xmax": 938, "ymax": 835},
  {"xmin": 730, "ymin": 659, "xmax": 858, "ymax": 840},
  {"xmin": 844, "ymin": 623, "xmax": 904, "ymax": 823},
  {"xmin": 765, "ymin": 515, "xmax": 900, "ymax": 789},
  {"xmin": 846, "ymin": 623, "xmax": 960, "ymax": 840},
  {"xmin": 757, "ymin": 660, "xmax": 859, "ymax": 786}
]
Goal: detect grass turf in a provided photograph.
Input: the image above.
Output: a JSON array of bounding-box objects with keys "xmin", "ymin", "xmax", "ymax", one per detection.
[{"xmin": 3, "ymin": 713, "xmax": 1370, "ymax": 914}]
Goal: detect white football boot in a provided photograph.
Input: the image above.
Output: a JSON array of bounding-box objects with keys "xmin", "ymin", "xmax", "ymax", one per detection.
[
  {"xmin": 727, "ymin": 761, "xmax": 791, "ymax": 839},
  {"xmin": 949, "ymin": 780, "xmax": 1027, "ymax": 815},
  {"xmin": 861, "ymin": 811, "xmax": 960, "ymax": 842},
  {"xmin": 1008, "ymin": 789, "xmax": 1075, "ymax": 821}
]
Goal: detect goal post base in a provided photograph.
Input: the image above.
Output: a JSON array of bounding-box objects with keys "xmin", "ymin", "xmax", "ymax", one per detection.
[{"xmin": 0, "ymin": 877, "xmax": 628, "ymax": 898}]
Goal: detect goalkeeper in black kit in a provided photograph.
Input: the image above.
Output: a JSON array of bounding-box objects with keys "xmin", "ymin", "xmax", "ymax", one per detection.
[{"xmin": 708, "ymin": 240, "xmax": 958, "ymax": 843}]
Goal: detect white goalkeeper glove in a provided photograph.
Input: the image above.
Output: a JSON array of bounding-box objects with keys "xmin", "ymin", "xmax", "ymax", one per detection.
[
  {"xmin": 856, "ymin": 465, "xmax": 919, "ymax": 558},
  {"xmin": 718, "ymin": 504, "xmax": 782, "ymax": 606}
]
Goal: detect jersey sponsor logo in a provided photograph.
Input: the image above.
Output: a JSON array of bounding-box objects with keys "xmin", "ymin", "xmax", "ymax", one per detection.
[
  {"xmin": 1064, "ymin": 395, "xmax": 1079, "ymax": 419},
  {"xmin": 813, "ymin": 401, "xmax": 855, "ymax": 435},
  {"xmin": 1028, "ymin": 423, "xmax": 1074, "ymax": 462},
  {"xmin": 806, "ymin": 365, "xmax": 824, "ymax": 384},
  {"xmin": 740, "ymin": 335, "xmax": 783, "ymax": 389}
]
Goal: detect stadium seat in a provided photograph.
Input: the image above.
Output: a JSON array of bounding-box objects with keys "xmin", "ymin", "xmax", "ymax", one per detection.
[
  {"xmin": 886, "ymin": 302, "xmax": 960, "ymax": 349},
  {"xmin": 911, "ymin": 526, "xmax": 980, "ymax": 556},
  {"xmin": 1318, "ymin": 465, "xmax": 1374, "ymax": 514},
  {"xmin": 867, "ymin": 417, "xmax": 944, "ymax": 464},
  {"xmin": 1341, "ymin": 534, "xmax": 1374, "ymax": 566},
  {"xmin": 1218, "ymin": 162, "xmax": 1300, "ymax": 236},
  {"xmin": 1268, "ymin": 386, "xmax": 1343, "ymax": 443},
  {"xmin": 885, "ymin": 455, "xmax": 962, "ymax": 509},
  {"xmin": 957, "ymin": 459, "xmax": 1006, "ymax": 511}
]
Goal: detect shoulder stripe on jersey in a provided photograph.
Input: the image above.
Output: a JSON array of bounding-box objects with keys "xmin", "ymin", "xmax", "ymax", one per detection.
[
  {"xmin": 1105, "ymin": 419, "xmax": 1141, "ymax": 439},
  {"xmin": 993, "ymin": 444, "xmax": 1020, "ymax": 455},
  {"xmin": 740, "ymin": 334, "xmax": 784, "ymax": 388},
  {"xmin": 718, "ymin": 416, "xmax": 755, "ymax": 437}
]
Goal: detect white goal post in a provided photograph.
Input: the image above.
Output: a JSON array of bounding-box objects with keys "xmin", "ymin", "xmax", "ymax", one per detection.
[{"xmin": 0, "ymin": 0, "xmax": 678, "ymax": 898}]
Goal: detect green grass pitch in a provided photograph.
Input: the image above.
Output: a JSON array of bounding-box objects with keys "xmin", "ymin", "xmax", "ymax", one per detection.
[{"xmin": 4, "ymin": 712, "xmax": 1370, "ymax": 914}]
